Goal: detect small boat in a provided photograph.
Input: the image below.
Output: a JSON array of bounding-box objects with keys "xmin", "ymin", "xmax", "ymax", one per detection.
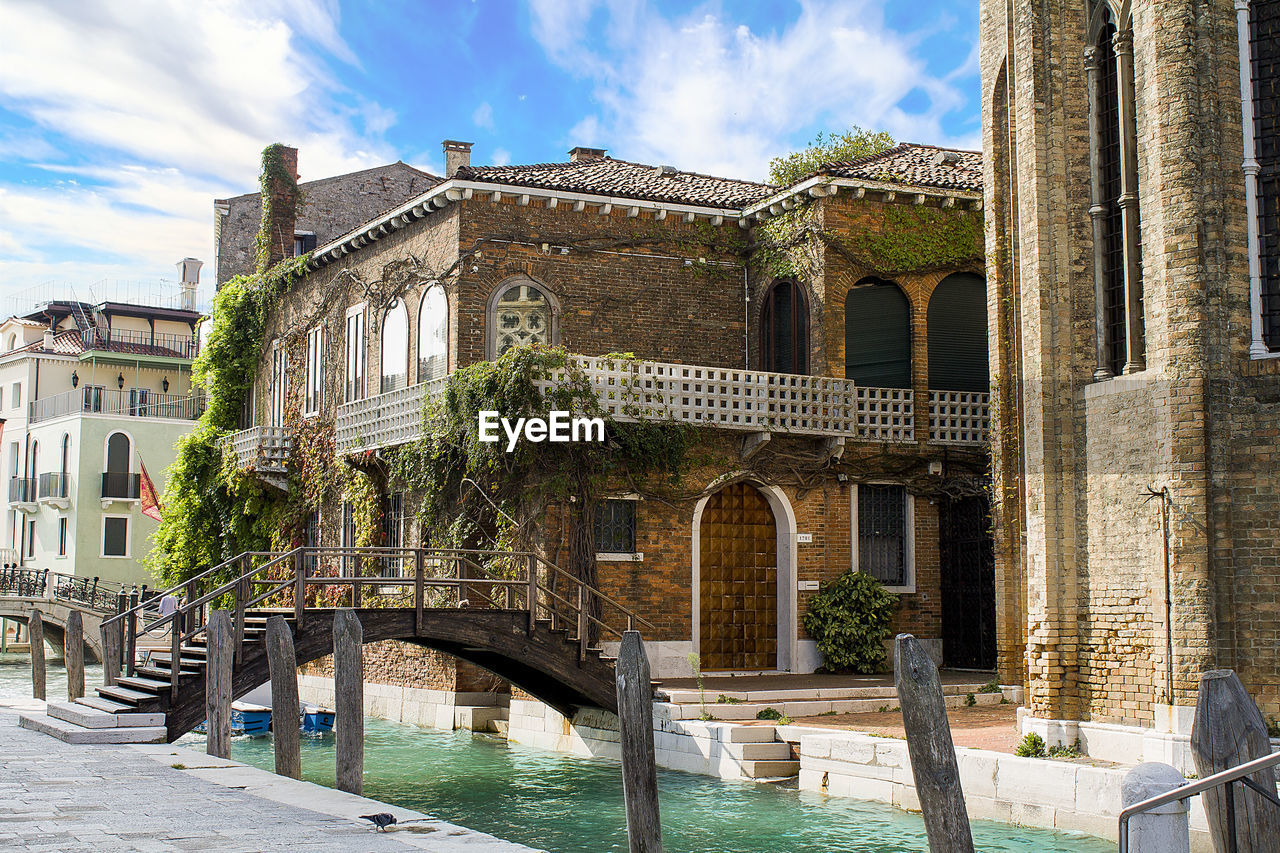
[
  {"xmin": 301, "ymin": 704, "xmax": 335, "ymax": 733},
  {"xmin": 231, "ymin": 701, "xmax": 272, "ymax": 736}
]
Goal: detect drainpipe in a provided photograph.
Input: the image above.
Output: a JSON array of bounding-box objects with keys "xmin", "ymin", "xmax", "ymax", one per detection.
[
  {"xmin": 743, "ymin": 267, "xmax": 750, "ymax": 369},
  {"xmin": 1146, "ymin": 486, "xmax": 1175, "ymax": 704}
]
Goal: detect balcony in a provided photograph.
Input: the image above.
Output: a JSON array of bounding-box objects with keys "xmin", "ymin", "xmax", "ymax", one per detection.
[
  {"xmin": 80, "ymin": 327, "xmax": 197, "ymax": 359},
  {"xmin": 101, "ymin": 472, "xmax": 141, "ymax": 500},
  {"xmin": 30, "ymin": 388, "xmax": 205, "ymax": 425},
  {"xmin": 224, "ymin": 426, "xmax": 292, "ymax": 489},
  {"xmin": 8, "ymin": 477, "xmax": 36, "ymax": 511},
  {"xmin": 333, "ymin": 356, "xmax": 991, "ymax": 455},
  {"xmin": 37, "ymin": 472, "xmax": 70, "ymax": 508}
]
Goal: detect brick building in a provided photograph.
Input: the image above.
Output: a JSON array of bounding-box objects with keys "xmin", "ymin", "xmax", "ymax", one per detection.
[
  {"xmin": 213, "ymin": 157, "xmax": 439, "ymax": 287},
  {"xmin": 981, "ymin": 0, "xmax": 1280, "ymax": 764},
  {"xmin": 225, "ymin": 141, "xmax": 989, "ymax": 706}
]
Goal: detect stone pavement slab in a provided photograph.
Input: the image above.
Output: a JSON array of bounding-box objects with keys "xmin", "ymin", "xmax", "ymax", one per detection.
[{"xmin": 0, "ymin": 705, "xmax": 539, "ymax": 852}]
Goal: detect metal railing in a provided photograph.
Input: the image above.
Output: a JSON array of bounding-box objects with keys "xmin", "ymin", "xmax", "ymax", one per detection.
[
  {"xmin": 224, "ymin": 425, "xmax": 292, "ymax": 472},
  {"xmin": 102, "ymin": 546, "xmax": 657, "ymax": 701},
  {"xmin": 101, "ymin": 472, "xmax": 141, "ymax": 499},
  {"xmin": 8, "ymin": 477, "xmax": 36, "ymax": 504},
  {"xmin": 330, "ymin": 356, "xmax": 991, "ymax": 455},
  {"xmin": 0, "ymin": 567, "xmax": 46, "ymax": 597},
  {"xmin": 81, "ymin": 327, "xmax": 197, "ymax": 359},
  {"xmin": 37, "ymin": 472, "xmax": 68, "ymax": 499},
  {"xmin": 1118, "ymin": 750, "xmax": 1280, "ymax": 853},
  {"xmin": 30, "ymin": 388, "xmax": 205, "ymax": 424}
]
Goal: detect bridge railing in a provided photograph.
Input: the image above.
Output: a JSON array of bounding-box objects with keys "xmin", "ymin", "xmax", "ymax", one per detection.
[
  {"xmin": 102, "ymin": 546, "xmax": 656, "ymax": 700},
  {"xmin": 0, "ymin": 567, "xmax": 48, "ymax": 598}
]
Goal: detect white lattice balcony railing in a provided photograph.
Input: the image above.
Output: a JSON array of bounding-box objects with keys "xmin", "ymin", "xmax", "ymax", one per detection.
[
  {"xmin": 335, "ymin": 380, "xmax": 446, "ymax": 455},
  {"xmin": 334, "ymin": 357, "xmax": 928, "ymax": 454},
  {"xmin": 225, "ymin": 425, "xmax": 292, "ymax": 472},
  {"xmin": 928, "ymin": 390, "xmax": 991, "ymax": 446}
]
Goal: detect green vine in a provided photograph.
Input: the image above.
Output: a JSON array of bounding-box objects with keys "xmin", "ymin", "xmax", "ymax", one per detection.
[{"xmin": 254, "ymin": 143, "xmax": 302, "ymax": 272}]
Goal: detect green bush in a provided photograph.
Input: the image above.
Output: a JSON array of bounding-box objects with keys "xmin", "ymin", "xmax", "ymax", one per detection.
[
  {"xmin": 1015, "ymin": 732, "xmax": 1047, "ymax": 758},
  {"xmin": 802, "ymin": 570, "xmax": 899, "ymax": 674}
]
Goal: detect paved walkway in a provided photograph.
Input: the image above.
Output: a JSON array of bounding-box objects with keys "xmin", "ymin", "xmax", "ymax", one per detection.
[{"xmin": 0, "ymin": 707, "xmax": 533, "ymax": 852}]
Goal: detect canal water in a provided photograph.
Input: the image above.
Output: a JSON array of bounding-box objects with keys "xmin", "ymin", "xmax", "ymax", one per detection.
[{"xmin": 1, "ymin": 653, "xmax": 1113, "ymax": 853}]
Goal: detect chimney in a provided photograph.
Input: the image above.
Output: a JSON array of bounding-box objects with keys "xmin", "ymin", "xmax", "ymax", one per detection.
[
  {"xmin": 42, "ymin": 328, "xmax": 54, "ymax": 351},
  {"xmin": 262, "ymin": 145, "xmax": 299, "ymax": 271},
  {"xmin": 177, "ymin": 258, "xmax": 203, "ymax": 311},
  {"xmin": 569, "ymin": 146, "xmax": 607, "ymax": 163},
  {"xmin": 443, "ymin": 140, "xmax": 473, "ymax": 177}
]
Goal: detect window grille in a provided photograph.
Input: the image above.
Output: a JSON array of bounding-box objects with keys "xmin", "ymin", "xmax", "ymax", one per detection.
[
  {"xmin": 594, "ymin": 499, "xmax": 636, "ymax": 554},
  {"xmin": 859, "ymin": 484, "xmax": 906, "ymax": 586}
]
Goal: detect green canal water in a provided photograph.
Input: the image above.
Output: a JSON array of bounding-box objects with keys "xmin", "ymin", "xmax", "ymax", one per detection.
[{"xmin": 1, "ymin": 653, "xmax": 1113, "ymax": 853}]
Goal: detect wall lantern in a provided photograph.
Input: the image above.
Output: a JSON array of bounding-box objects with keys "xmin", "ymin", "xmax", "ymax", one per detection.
[
  {"xmin": 162, "ymin": 376, "xmax": 170, "ymax": 393},
  {"xmin": 71, "ymin": 370, "xmax": 78, "ymax": 389},
  {"xmin": 117, "ymin": 372, "xmax": 125, "ymax": 390}
]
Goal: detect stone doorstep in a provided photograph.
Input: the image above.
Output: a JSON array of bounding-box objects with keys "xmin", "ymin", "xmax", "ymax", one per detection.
[
  {"xmin": 662, "ymin": 691, "xmax": 1002, "ymax": 720},
  {"xmin": 18, "ymin": 712, "xmax": 167, "ymax": 744},
  {"xmin": 48, "ymin": 700, "xmax": 165, "ymax": 729},
  {"xmin": 661, "ymin": 682, "xmax": 996, "ymax": 705}
]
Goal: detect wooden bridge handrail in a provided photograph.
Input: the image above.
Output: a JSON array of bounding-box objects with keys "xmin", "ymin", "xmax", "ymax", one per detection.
[
  {"xmin": 102, "ymin": 550, "xmax": 281, "ymax": 629},
  {"xmin": 531, "ymin": 553, "xmax": 658, "ymax": 633}
]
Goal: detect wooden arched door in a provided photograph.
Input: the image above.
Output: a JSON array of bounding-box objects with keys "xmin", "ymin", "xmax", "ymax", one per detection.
[{"xmin": 699, "ymin": 482, "xmax": 778, "ymax": 671}]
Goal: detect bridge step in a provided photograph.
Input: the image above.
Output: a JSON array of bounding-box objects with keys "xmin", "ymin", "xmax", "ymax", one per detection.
[
  {"xmin": 49, "ymin": 700, "xmax": 164, "ymax": 729},
  {"xmin": 137, "ymin": 665, "xmax": 199, "ymax": 682},
  {"xmin": 98, "ymin": 684, "xmax": 153, "ymax": 705},
  {"xmin": 117, "ymin": 675, "xmax": 171, "ymax": 695},
  {"xmin": 75, "ymin": 695, "xmax": 134, "ymax": 715},
  {"xmin": 18, "ymin": 711, "xmax": 166, "ymax": 744}
]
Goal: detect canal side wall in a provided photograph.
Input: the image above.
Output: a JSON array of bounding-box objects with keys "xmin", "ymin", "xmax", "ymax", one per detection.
[
  {"xmin": 787, "ymin": 726, "xmax": 1217, "ymax": 849},
  {"xmin": 298, "ymin": 674, "xmax": 508, "ymax": 732}
]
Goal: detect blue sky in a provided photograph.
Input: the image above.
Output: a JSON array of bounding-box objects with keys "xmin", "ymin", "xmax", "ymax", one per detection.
[{"xmin": 0, "ymin": 0, "xmax": 980, "ymax": 301}]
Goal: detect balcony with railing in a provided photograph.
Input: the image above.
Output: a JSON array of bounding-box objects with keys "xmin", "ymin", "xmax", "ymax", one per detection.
[
  {"xmin": 30, "ymin": 388, "xmax": 205, "ymax": 424},
  {"xmin": 333, "ymin": 356, "xmax": 990, "ymax": 456},
  {"xmin": 101, "ymin": 472, "xmax": 141, "ymax": 500},
  {"xmin": 80, "ymin": 327, "xmax": 197, "ymax": 359},
  {"xmin": 37, "ymin": 472, "xmax": 69, "ymax": 507},
  {"xmin": 8, "ymin": 477, "xmax": 36, "ymax": 508},
  {"xmin": 224, "ymin": 425, "xmax": 292, "ymax": 476}
]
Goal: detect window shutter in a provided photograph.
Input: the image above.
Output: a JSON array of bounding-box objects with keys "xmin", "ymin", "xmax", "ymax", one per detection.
[
  {"xmin": 927, "ymin": 273, "xmax": 989, "ymax": 392},
  {"xmin": 845, "ymin": 281, "xmax": 911, "ymax": 387}
]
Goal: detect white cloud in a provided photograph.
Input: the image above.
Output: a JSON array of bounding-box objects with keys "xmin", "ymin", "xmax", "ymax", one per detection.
[
  {"xmin": 0, "ymin": 0, "xmax": 398, "ymax": 294},
  {"xmin": 490, "ymin": 148, "xmax": 511, "ymax": 167},
  {"xmin": 527, "ymin": 0, "xmax": 976, "ymax": 181},
  {"xmin": 472, "ymin": 102, "xmax": 495, "ymax": 130}
]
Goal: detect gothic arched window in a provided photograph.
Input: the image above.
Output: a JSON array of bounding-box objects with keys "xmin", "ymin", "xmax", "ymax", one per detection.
[
  {"xmin": 1086, "ymin": 2, "xmax": 1145, "ymax": 377},
  {"xmin": 1242, "ymin": 0, "xmax": 1280, "ymax": 354},
  {"xmin": 380, "ymin": 299, "xmax": 409, "ymax": 393},
  {"xmin": 417, "ymin": 285, "xmax": 448, "ymax": 382},
  {"xmin": 489, "ymin": 279, "xmax": 557, "ymax": 358}
]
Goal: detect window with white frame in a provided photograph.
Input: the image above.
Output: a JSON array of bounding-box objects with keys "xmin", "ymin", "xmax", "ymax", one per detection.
[
  {"xmin": 380, "ymin": 299, "xmax": 409, "ymax": 393},
  {"xmin": 594, "ymin": 498, "xmax": 640, "ymax": 560},
  {"xmin": 304, "ymin": 326, "xmax": 323, "ymax": 416},
  {"xmin": 102, "ymin": 515, "xmax": 129, "ymax": 557},
  {"xmin": 57, "ymin": 516, "xmax": 67, "ymax": 557},
  {"xmin": 270, "ymin": 339, "xmax": 287, "ymax": 427},
  {"xmin": 418, "ymin": 285, "xmax": 448, "ymax": 381},
  {"xmin": 345, "ymin": 305, "xmax": 366, "ymax": 402},
  {"xmin": 852, "ymin": 483, "xmax": 914, "ymax": 589}
]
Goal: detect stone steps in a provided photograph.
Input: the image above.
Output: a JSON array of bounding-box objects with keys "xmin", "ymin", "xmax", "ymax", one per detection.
[
  {"xmin": 659, "ymin": 689, "xmax": 1004, "ymax": 721},
  {"xmin": 19, "ymin": 701, "xmax": 166, "ymax": 744}
]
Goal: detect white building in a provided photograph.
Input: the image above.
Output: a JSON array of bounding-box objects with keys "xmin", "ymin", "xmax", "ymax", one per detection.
[{"xmin": 0, "ymin": 262, "xmax": 206, "ymax": 587}]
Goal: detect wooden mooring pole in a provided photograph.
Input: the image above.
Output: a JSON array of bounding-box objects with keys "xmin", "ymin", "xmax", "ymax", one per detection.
[
  {"xmin": 265, "ymin": 615, "xmax": 301, "ymax": 779},
  {"xmin": 28, "ymin": 609, "xmax": 45, "ymax": 701},
  {"xmin": 65, "ymin": 609, "xmax": 84, "ymax": 701},
  {"xmin": 100, "ymin": 620, "xmax": 121, "ymax": 687},
  {"xmin": 334, "ymin": 609, "xmax": 364, "ymax": 795},
  {"xmin": 894, "ymin": 633, "xmax": 974, "ymax": 853},
  {"xmin": 1190, "ymin": 670, "xmax": 1280, "ymax": 852},
  {"xmin": 205, "ymin": 610, "xmax": 233, "ymax": 760},
  {"xmin": 616, "ymin": 631, "xmax": 662, "ymax": 853}
]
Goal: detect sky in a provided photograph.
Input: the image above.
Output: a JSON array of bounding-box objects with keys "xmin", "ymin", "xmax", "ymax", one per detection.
[{"xmin": 0, "ymin": 0, "xmax": 980, "ymax": 304}]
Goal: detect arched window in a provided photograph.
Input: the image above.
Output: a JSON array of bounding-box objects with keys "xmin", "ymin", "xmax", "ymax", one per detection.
[
  {"xmin": 27, "ymin": 440, "xmax": 37, "ymax": 479},
  {"xmin": 1242, "ymin": 0, "xmax": 1280, "ymax": 354},
  {"xmin": 845, "ymin": 278, "xmax": 912, "ymax": 388},
  {"xmin": 60, "ymin": 434, "xmax": 70, "ymax": 477},
  {"xmin": 417, "ymin": 285, "xmax": 448, "ymax": 382},
  {"xmin": 4, "ymin": 334, "xmax": 14, "ymax": 352},
  {"xmin": 928, "ymin": 273, "xmax": 990, "ymax": 392},
  {"xmin": 380, "ymin": 299, "xmax": 409, "ymax": 393},
  {"xmin": 106, "ymin": 432, "xmax": 130, "ymax": 474},
  {"xmin": 761, "ymin": 280, "xmax": 808, "ymax": 374},
  {"xmin": 1086, "ymin": 1, "xmax": 1144, "ymax": 377},
  {"xmin": 489, "ymin": 279, "xmax": 555, "ymax": 358}
]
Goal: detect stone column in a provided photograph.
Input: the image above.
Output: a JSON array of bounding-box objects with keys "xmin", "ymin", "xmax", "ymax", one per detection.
[
  {"xmin": 1236, "ymin": 0, "xmax": 1269, "ymax": 357},
  {"xmin": 1084, "ymin": 43, "xmax": 1113, "ymax": 380}
]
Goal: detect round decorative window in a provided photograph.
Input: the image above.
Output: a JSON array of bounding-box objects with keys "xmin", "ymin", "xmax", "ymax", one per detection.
[{"xmin": 495, "ymin": 285, "xmax": 550, "ymax": 355}]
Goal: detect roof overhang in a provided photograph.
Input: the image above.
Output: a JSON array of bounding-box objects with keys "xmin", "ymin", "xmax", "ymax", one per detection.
[{"xmin": 739, "ymin": 175, "xmax": 982, "ymax": 224}]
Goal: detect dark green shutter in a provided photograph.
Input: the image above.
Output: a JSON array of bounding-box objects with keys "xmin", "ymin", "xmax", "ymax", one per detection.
[
  {"xmin": 927, "ymin": 273, "xmax": 989, "ymax": 392},
  {"xmin": 845, "ymin": 280, "xmax": 911, "ymax": 387}
]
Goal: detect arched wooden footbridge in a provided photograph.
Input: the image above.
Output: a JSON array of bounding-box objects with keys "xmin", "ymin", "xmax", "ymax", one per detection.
[
  {"xmin": 0, "ymin": 568, "xmax": 124, "ymax": 662},
  {"xmin": 94, "ymin": 548, "xmax": 653, "ymax": 742}
]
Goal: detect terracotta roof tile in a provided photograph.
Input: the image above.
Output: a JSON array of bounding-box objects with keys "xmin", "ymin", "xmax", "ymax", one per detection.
[
  {"xmin": 456, "ymin": 158, "xmax": 774, "ymax": 209},
  {"xmin": 818, "ymin": 143, "xmax": 981, "ymax": 193}
]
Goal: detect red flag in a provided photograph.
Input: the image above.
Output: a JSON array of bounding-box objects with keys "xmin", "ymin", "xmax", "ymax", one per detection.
[{"xmin": 139, "ymin": 457, "xmax": 162, "ymax": 521}]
